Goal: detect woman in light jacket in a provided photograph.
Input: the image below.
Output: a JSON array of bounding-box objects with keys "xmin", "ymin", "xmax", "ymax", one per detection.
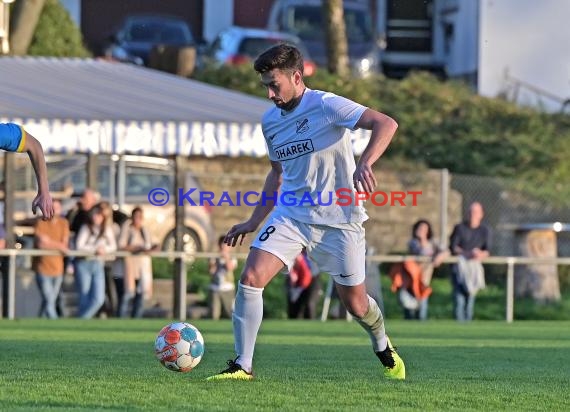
[
  {"xmin": 75, "ymin": 205, "xmax": 117, "ymax": 319},
  {"xmin": 117, "ymin": 207, "xmax": 156, "ymax": 318}
]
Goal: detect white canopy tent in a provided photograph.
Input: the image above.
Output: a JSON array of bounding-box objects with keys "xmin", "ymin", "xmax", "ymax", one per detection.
[
  {"xmin": 0, "ymin": 57, "xmax": 373, "ymax": 320},
  {"xmin": 0, "ymin": 57, "xmax": 371, "ymax": 156}
]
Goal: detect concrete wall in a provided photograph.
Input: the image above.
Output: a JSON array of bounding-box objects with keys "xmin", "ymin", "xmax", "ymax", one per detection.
[{"xmin": 185, "ymin": 156, "xmax": 462, "ymax": 254}]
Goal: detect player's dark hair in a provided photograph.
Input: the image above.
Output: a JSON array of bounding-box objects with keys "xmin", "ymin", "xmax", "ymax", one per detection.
[{"xmin": 254, "ymin": 43, "xmax": 304, "ymax": 76}]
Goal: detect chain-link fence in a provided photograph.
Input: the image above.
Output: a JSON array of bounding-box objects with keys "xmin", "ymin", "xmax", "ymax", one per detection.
[{"xmin": 450, "ymin": 173, "xmax": 570, "ymax": 257}]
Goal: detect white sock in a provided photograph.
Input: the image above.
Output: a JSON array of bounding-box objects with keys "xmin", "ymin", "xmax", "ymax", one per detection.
[
  {"xmin": 233, "ymin": 282, "xmax": 264, "ymax": 373},
  {"xmin": 355, "ymin": 295, "xmax": 388, "ymax": 352}
]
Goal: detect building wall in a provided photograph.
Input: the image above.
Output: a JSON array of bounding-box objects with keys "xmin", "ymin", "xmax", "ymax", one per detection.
[
  {"xmin": 203, "ymin": 0, "xmax": 233, "ymax": 42},
  {"xmin": 231, "ymin": 0, "xmax": 377, "ymax": 31},
  {"xmin": 478, "ymin": 0, "xmax": 570, "ymax": 112},
  {"xmin": 233, "ymin": 0, "xmax": 274, "ymax": 28},
  {"xmin": 80, "ymin": 0, "xmax": 204, "ymax": 55},
  {"xmin": 439, "ymin": 0, "xmax": 479, "ymax": 80}
]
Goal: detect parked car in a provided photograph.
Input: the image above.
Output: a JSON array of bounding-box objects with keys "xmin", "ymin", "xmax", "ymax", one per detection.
[
  {"xmin": 104, "ymin": 14, "xmax": 196, "ymax": 66},
  {"xmin": 267, "ymin": 0, "xmax": 382, "ymax": 77},
  {"xmin": 200, "ymin": 26, "xmax": 317, "ymax": 76},
  {"xmin": 12, "ymin": 154, "xmax": 215, "ymax": 256}
]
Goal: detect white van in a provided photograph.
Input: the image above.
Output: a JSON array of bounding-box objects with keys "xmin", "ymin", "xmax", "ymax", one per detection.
[{"xmin": 10, "ymin": 154, "xmax": 215, "ymax": 255}]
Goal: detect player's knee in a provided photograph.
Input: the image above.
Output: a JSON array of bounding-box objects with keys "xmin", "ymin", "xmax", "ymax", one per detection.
[
  {"xmin": 344, "ymin": 299, "xmax": 369, "ymax": 318},
  {"xmin": 239, "ymin": 266, "xmax": 266, "ymax": 288}
]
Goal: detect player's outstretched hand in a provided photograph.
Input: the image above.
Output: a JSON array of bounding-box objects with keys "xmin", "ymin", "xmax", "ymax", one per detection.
[
  {"xmin": 225, "ymin": 220, "xmax": 258, "ymax": 247},
  {"xmin": 32, "ymin": 191, "xmax": 54, "ymax": 220}
]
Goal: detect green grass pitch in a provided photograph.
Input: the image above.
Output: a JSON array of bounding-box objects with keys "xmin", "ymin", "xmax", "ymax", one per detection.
[{"xmin": 0, "ymin": 319, "xmax": 568, "ymax": 411}]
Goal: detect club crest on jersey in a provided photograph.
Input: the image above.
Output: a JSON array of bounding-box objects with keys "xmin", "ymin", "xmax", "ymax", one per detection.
[
  {"xmin": 296, "ymin": 118, "xmax": 309, "ymax": 134},
  {"xmin": 274, "ymin": 139, "xmax": 314, "ymax": 160}
]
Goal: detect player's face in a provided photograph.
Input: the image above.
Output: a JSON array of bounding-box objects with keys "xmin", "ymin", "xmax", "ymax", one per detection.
[{"xmin": 260, "ymin": 69, "xmax": 300, "ymax": 109}]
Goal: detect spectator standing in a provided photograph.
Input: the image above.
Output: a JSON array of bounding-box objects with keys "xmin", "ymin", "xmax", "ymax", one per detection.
[
  {"xmin": 74, "ymin": 205, "xmax": 117, "ymax": 319},
  {"xmin": 449, "ymin": 202, "xmax": 491, "ymax": 321},
  {"xmin": 33, "ymin": 199, "xmax": 70, "ymax": 319},
  {"xmin": 62, "ymin": 189, "xmax": 98, "ymax": 317},
  {"xmin": 68, "ymin": 189, "xmax": 98, "ymax": 241},
  {"xmin": 116, "ymin": 207, "xmax": 156, "ymax": 318},
  {"xmin": 97, "ymin": 201, "xmax": 120, "ymax": 317}
]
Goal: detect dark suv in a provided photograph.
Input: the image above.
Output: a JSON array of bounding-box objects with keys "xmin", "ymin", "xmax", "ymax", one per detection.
[{"xmin": 105, "ymin": 14, "xmax": 196, "ymax": 66}]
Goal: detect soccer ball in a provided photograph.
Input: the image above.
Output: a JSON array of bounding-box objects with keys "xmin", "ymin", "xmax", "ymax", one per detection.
[{"xmin": 154, "ymin": 322, "xmax": 205, "ymax": 372}]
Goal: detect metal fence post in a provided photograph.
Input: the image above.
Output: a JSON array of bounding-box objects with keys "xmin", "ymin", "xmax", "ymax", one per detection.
[
  {"xmin": 174, "ymin": 255, "xmax": 187, "ymax": 321},
  {"xmin": 440, "ymin": 169, "xmax": 449, "ymax": 249},
  {"xmin": 506, "ymin": 258, "xmax": 515, "ymax": 323},
  {"xmin": 173, "ymin": 155, "xmax": 187, "ymax": 320},
  {"xmin": 6, "ymin": 251, "xmax": 16, "ymax": 320}
]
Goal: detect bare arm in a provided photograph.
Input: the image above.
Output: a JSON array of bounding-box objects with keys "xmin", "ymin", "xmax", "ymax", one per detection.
[
  {"xmin": 36, "ymin": 234, "xmax": 69, "ymax": 253},
  {"xmin": 22, "ymin": 133, "xmax": 54, "ymax": 220},
  {"xmin": 433, "ymin": 249, "xmax": 450, "ymax": 267},
  {"xmin": 118, "ymin": 224, "xmax": 144, "ymax": 253},
  {"xmin": 245, "ymin": 161, "xmax": 282, "ymax": 229},
  {"xmin": 353, "ymin": 109, "xmax": 398, "ymax": 193},
  {"xmin": 225, "ymin": 161, "xmax": 282, "ymax": 247},
  {"xmin": 472, "ymin": 248, "xmax": 489, "ymax": 260},
  {"xmin": 75, "ymin": 226, "xmax": 94, "ymax": 252}
]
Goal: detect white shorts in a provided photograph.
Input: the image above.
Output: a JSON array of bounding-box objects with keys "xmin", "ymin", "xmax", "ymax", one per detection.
[{"xmin": 250, "ymin": 213, "xmax": 366, "ymax": 286}]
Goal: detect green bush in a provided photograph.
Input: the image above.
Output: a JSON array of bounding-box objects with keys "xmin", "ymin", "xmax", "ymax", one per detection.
[
  {"xmin": 27, "ymin": 0, "xmax": 91, "ymax": 57},
  {"xmin": 192, "ymin": 66, "xmax": 570, "ymax": 207},
  {"xmin": 151, "ymin": 255, "xmax": 570, "ymax": 320},
  {"xmin": 152, "ymin": 256, "xmax": 289, "ymax": 318}
]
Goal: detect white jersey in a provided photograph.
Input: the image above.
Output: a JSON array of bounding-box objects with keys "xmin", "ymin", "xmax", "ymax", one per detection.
[{"xmin": 262, "ymin": 88, "xmax": 368, "ymax": 225}]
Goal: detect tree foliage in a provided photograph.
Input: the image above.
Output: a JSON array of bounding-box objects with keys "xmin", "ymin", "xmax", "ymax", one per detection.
[
  {"xmin": 27, "ymin": 0, "xmax": 91, "ymax": 57},
  {"xmin": 192, "ymin": 66, "xmax": 570, "ymax": 206}
]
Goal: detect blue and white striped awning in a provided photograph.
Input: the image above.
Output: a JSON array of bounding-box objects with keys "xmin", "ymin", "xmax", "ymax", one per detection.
[{"xmin": 0, "ymin": 57, "xmax": 370, "ymax": 157}]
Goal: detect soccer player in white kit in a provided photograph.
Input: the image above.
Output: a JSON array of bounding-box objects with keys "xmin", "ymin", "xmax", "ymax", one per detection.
[{"xmin": 207, "ymin": 44, "xmax": 405, "ymax": 381}]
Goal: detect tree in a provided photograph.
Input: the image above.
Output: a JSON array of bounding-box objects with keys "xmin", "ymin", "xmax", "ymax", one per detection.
[
  {"xmin": 9, "ymin": 0, "xmax": 46, "ymax": 55},
  {"xmin": 27, "ymin": 0, "xmax": 91, "ymax": 57},
  {"xmin": 323, "ymin": 0, "xmax": 349, "ymax": 77}
]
